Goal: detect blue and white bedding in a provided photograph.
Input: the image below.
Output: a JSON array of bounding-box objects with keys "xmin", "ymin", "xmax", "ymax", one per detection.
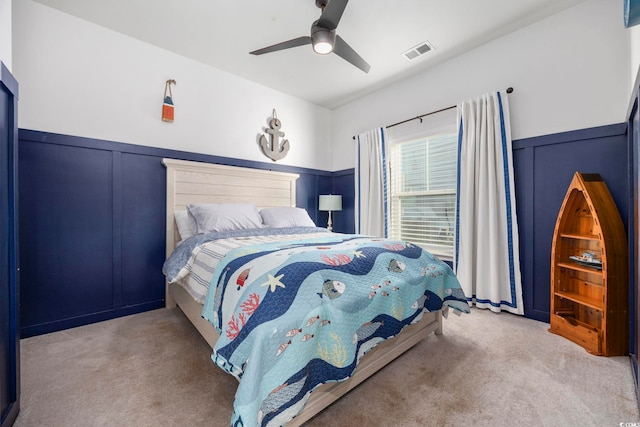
[
  {"xmin": 163, "ymin": 227, "xmax": 469, "ymax": 427},
  {"xmin": 164, "ymin": 227, "xmax": 333, "ymax": 303}
]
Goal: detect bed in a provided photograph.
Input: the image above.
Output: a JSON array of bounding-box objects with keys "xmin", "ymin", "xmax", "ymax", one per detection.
[{"xmin": 161, "ymin": 158, "xmax": 469, "ymax": 426}]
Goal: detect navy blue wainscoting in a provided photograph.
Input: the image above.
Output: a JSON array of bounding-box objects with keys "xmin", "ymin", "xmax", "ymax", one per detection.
[
  {"xmin": 328, "ymin": 169, "xmax": 355, "ymax": 234},
  {"xmin": 17, "ymin": 123, "xmax": 631, "ymax": 335},
  {"xmin": 513, "ymin": 123, "xmax": 629, "ymax": 323},
  {"xmin": 18, "ymin": 129, "xmax": 337, "ymax": 337},
  {"xmin": 119, "ymin": 153, "xmax": 167, "ymax": 307}
]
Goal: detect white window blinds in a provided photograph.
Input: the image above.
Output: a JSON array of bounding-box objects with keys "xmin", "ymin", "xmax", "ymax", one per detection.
[{"xmin": 389, "ymin": 131, "xmax": 457, "ymax": 258}]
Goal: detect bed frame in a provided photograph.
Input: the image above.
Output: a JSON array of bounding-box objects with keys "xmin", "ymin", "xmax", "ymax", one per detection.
[{"xmin": 162, "ymin": 158, "xmax": 443, "ymax": 426}]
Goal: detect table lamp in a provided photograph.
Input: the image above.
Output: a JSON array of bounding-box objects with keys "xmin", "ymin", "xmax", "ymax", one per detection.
[{"xmin": 319, "ymin": 194, "xmax": 342, "ymax": 231}]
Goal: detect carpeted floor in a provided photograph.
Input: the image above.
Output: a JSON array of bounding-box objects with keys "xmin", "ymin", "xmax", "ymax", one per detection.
[{"xmin": 14, "ymin": 307, "xmax": 640, "ymax": 426}]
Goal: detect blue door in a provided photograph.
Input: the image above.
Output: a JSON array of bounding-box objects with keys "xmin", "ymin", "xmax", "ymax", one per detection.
[{"xmin": 0, "ymin": 62, "xmax": 19, "ymax": 427}]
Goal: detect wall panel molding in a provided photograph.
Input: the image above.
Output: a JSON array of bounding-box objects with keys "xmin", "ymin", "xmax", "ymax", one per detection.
[
  {"xmin": 18, "ymin": 129, "xmax": 336, "ymax": 337},
  {"xmin": 513, "ymin": 123, "xmax": 629, "ymax": 322},
  {"xmin": 18, "ymin": 123, "xmax": 631, "ymax": 334}
]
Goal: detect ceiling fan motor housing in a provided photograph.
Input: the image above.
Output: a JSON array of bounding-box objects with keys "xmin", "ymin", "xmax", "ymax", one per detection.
[{"xmin": 311, "ymin": 21, "xmax": 336, "ymax": 54}]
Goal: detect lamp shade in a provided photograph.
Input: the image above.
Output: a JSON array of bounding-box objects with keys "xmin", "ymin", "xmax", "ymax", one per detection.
[{"xmin": 319, "ymin": 195, "xmax": 342, "ymax": 211}]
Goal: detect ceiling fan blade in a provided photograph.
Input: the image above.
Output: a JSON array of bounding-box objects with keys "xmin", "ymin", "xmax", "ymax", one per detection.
[
  {"xmin": 334, "ymin": 35, "xmax": 370, "ymax": 73},
  {"xmin": 250, "ymin": 36, "xmax": 312, "ymax": 55},
  {"xmin": 317, "ymin": 0, "xmax": 348, "ymax": 30}
]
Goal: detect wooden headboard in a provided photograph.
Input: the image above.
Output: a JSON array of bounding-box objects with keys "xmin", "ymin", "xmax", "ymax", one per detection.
[{"xmin": 162, "ymin": 158, "xmax": 299, "ymax": 257}]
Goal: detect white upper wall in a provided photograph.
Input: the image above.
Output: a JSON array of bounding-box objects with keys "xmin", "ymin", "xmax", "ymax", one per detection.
[
  {"xmin": 0, "ymin": 0, "xmax": 11, "ymax": 69},
  {"xmin": 13, "ymin": 0, "xmax": 333, "ymax": 171},
  {"xmin": 12, "ymin": 0, "xmax": 635, "ymax": 173},
  {"xmin": 331, "ymin": 0, "xmax": 629, "ymax": 171},
  {"xmin": 628, "ymin": 23, "xmax": 640, "ymax": 116}
]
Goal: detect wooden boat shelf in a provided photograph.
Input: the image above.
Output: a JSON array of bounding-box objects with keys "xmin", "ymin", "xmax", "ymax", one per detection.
[{"xmin": 549, "ymin": 172, "xmax": 628, "ymax": 356}]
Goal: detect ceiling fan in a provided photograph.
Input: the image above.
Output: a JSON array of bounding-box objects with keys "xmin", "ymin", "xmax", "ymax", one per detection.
[{"xmin": 249, "ymin": 0, "xmax": 371, "ymax": 73}]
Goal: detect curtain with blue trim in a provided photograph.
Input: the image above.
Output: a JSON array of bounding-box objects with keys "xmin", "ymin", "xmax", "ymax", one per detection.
[
  {"xmin": 455, "ymin": 91, "xmax": 523, "ymax": 314},
  {"xmin": 355, "ymin": 128, "xmax": 388, "ymax": 237}
]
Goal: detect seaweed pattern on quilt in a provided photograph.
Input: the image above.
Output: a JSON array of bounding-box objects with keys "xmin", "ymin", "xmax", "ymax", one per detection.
[{"xmin": 201, "ymin": 235, "xmax": 469, "ymax": 427}]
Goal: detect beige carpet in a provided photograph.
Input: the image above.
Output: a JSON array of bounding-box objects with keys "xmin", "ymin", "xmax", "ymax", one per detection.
[{"xmin": 14, "ymin": 307, "xmax": 639, "ymax": 426}]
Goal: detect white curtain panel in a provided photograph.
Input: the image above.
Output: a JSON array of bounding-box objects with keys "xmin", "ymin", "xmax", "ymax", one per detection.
[
  {"xmin": 455, "ymin": 91, "xmax": 524, "ymax": 315},
  {"xmin": 354, "ymin": 128, "xmax": 388, "ymax": 237}
]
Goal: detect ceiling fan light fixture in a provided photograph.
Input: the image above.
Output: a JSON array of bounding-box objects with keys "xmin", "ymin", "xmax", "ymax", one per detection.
[
  {"xmin": 311, "ymin": 26, "xmax": 335, "ymax": 54},
  {"xmin": 313, "ymin": 40, "xmax": 333, "ymax": 54},
  {"xmin": 250, "ymin": 0, "xmax": 370, "ymax": 72}
]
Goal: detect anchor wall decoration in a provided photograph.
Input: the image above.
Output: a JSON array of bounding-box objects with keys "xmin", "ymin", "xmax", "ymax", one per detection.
[{"xmin": 259, "ymin": 109, "xmax": 290, "ymax": 161}]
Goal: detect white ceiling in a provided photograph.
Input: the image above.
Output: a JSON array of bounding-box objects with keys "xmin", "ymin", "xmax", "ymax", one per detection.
[{"xmin": 33, "ymin": 0, "xmax": 585, "ymax": 109}]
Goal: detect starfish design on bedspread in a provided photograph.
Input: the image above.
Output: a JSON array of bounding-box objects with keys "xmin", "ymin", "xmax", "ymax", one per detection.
[
  {"xmin": 351, "ymin": 250, "xmax": 366, "ymax": 259},
  {"xmin": 261, "ymin": 273, "xmax": 285, "ymax": 292}
]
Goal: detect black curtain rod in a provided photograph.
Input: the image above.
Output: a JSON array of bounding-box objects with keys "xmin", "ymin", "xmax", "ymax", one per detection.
[
  {"xmin": 387, "ymin": 104, "xmax": 456, "ymax": 129},
  {"xmin": 352, "ymin": 87, "xmax": 513, "ymax": 140}
]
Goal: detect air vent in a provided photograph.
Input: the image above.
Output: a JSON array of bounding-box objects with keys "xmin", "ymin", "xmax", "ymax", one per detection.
[{"xmin": 403, "ymin": 41, "xmax": 434, "ymax": 61}]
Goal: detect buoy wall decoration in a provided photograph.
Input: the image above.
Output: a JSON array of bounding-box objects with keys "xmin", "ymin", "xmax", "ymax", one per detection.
[{"xmin": 162, "ymin": 79, "xmax": 176, "ymax": 122}]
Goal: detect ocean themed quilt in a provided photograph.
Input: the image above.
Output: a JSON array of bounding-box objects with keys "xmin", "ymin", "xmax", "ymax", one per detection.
[
  {"xmin": 163, "ymin": 227, "xmax": 332, "ymax": 303},
  {"xmin": 201, "ymin": 234, "xmax": 469, "ymax": 427}
]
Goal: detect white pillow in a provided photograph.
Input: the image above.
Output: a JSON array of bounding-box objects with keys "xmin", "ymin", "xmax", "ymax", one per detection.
[
  {"xmin": 174, "ymin": 210, "xmax": 195, "ymax": 240},
  {"xmin": 260, "ymin": 207, "xmax": 316, "ymax": 228},
  {"xmin": 187, "ymin": 203, "xmax": 263, "ymax": 234}
]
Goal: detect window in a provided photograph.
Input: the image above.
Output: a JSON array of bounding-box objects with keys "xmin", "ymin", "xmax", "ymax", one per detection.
[{"xmin": 389, "ymin": 131, "xmax": 457, "ymax": 258}]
